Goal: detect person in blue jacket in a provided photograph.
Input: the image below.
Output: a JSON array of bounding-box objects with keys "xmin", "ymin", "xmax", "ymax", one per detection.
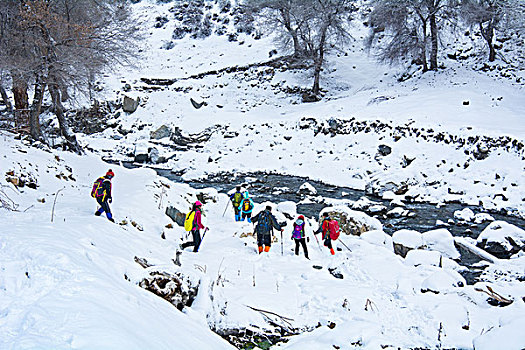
[
  {"xmin": 229, "ymin": 186, "xmax": 243, "ymax": 221},
  {"xmin": 238, "ymin": 191, "xmax": 254, "ymax": 223}
]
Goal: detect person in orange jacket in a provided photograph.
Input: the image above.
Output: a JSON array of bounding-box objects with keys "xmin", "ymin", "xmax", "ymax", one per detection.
[{"xmin": 314, "ymin": 212, "xmax": 335, "ymax": 255}]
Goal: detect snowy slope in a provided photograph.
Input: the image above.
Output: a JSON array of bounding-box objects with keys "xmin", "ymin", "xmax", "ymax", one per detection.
[
  {"xmin": 2, "ymin": 132, "xmax": 525, "ymax": 349},
  {"xmin": 79, "ymin": 0, "xmax": 525, "ymax": 219}
]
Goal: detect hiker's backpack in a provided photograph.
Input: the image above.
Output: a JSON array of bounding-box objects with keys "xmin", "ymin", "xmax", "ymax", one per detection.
[
  {"xmin": 184, "ymin": 211, "xmax": 195, "ymax": 231},
  {"xmin": 292, "ymin": 223, "xmax": 304, "ymax": 239},
  {"xmin": 91, "ymin": 177, "xmax": 104, "ymax": 198},
  {"xmin": 258, "ymin": 211, "xmax": 271, "ymax": 232},
  {"xmin": 233, "ymin": 192, "xmax": 242, "ymax": 206},
  {"xmin": 328, "ymin": 220, "xmax": 341, "ymax": 240},
  {"xmin": 243, "ymin": 199, "xmax": 253, "ymax": 212}
]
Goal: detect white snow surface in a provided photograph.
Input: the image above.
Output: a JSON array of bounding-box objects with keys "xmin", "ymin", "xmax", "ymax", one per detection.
[
  {"xmin": 2, "ymin": 133, "xmax": 525, "ymax": 349},
  {"xmin": 78, "ymin": 0, "xmax": 525, "ymax": 219},
  {"xmin": 3, "ymin": 0, "xmax": 525, "ymax": 348},
  {"xmin": 477, "ymin": 221, "xmax": 525, "ymax": 249}
]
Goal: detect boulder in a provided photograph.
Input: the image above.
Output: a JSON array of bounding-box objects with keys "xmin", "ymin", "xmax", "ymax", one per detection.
[
  {"xmin": 150, "ymin": 125, "xmax": 172, "ymax": 140},
  {"xmin": 166, "ymin": 206, "xmax": 186, "ymax": 227},
  {"xmin": 360, "ymin": 230, "xmax": 394, "ymax": 251},
  {"xmin": 299, "ymin": 182, "xmax": 317, "ymax": 195},
  {"xmin": 405, "ymin": 250, "xmax": 442, "ymax": 267},
  {"xmin": 377, "ymin": 144, "xmax": 392, "ymax": 156},
  {"xmin": 422, "ymin": 229, "xmax": 460, "ymax": 260},
  {"xmin": 421, "ymin": 270, "xmax": 465, "ymax": 294},
  {"xmin": 392, "ymin": 229, "xmax": 424, "ymax": 258},
  {"xmin": 476, "ymin": 221, "xmax": 525, "ymax": 259},
  {"xmin": 123, "ymin": 95, "xmax": 140, "ymax": 113},
  {"xmin": 319, "ymin": 206, "xmax": 382, "ymax": 236}
]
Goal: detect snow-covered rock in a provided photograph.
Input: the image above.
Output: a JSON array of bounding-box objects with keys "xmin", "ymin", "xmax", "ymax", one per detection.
[
  {"xmin": 276, "ymin": 201, "xmax": 298, "ymax": 219},
  {"xmin": 421, "ymin": 270, "xmax": 466, "ymax": 294},
  {"xmin": 320, "ymin": 206, "xmax": 382, "ymax": 236},
  {"xmin": 298, "ymin": 182, "xmax": 317, "ymax": 195},
  {"xmin": 392, "ymin": 229, "xmax": 424, "ymax": 258},
  {"xmin": 360, "ymin": 230, "xmax": 394, "ymax": 251},
  {"xmin": 422, "ymin": 229, "xmax": 460, "ymax": 260},
  {"xmin": 405, "ymin": 249, "xmax": 442, "ymax": 267},
  {"xmin": 477, "ymin": 221, "xmax": 525, "ymax": 259},
  {"xmin": 473, "ymin": 316, "xmax": 525, "ymax": 350},
  {"xmin": 454, "ymin": 208, "xmax": 475, "ymax": 222}
]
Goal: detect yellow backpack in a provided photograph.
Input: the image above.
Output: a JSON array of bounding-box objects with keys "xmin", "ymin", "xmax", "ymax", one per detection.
[{"xmin": 184, "ymin": 211, "xmax": 195, "ymax": 231}]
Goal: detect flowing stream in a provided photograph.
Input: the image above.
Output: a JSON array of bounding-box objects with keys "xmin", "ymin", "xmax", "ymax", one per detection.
[{"xmin": 128, "ymin": 165, "xmax": 525, "ymax": 284}]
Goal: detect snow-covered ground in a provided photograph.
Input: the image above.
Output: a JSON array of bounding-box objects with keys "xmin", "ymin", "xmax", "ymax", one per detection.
[
  {"xmin": 80, "ymin": 0, "xmax": 525, "ymax": 219},
  {"xmin": 3, "ymin": 0, "xmax": 525, "ymax": 348},
  {"xmin": 2, "ymin": 131, "xmax": 525, "ymax": 349}
]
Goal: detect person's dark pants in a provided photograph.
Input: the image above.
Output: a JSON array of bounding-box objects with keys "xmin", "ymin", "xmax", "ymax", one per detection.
[
  {"xmin": 256, "ymin": 231, "xmax": 272, "ymax": 253},
  {"xmin": 323, "ymin": 236, "xmax": 333, "ymax": 249},
  {"xmin": 181, "ymin": 229, "xmax": 201, "ymax": 252},
  {"xmin": 95, "ymin": 197, "xmax": 113, "ymax": 221},
  {"xmin": 294, "ymin": 238, "xmax": 309, "ymax": 259},
  {"xmin": 241, "ymin": 212, "xmax": 252, "ymax": 223},
  {"xmin": 233, "ymin": 205, "xmax": 240, "ymax": 221}
]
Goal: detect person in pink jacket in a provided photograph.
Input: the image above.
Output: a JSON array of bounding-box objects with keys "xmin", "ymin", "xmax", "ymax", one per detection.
[{"xmin": 181, "ymin": 201, "xmax": 208, "ymax": 252}]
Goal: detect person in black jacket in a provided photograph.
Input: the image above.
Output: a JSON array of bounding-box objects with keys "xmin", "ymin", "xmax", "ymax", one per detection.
[
  {"xmin": 93, "ymin": 169, "xmax": 115, "ymax": 222},
  {"xmin": 252, "ymin": 205, "xmax": 282, "ymax": 254}
]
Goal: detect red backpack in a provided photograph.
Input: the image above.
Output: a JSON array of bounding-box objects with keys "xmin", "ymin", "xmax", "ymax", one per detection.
[{"xmin": 328, "ymin": 220, "xmax": 341, "ymax": 240}]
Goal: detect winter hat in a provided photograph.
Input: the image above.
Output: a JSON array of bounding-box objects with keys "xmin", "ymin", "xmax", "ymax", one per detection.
[
  {"xmin": 106, "ymin": 169, "xmax": 115, "ymax": 178},
  {"xmin": 298, "ymin": 215, "xmax": 305, "ymax": 220},
  {"xmin": 195, "ymin": 200, "xmax": 202, "ymax": 206}
]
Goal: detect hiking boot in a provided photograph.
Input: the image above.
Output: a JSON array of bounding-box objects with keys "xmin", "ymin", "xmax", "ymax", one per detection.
[
  {"xmin": 108, "ymin": 218, "xmax": 115, "ymax": 223},
  {"xmin": 258, "ymin": 246, "xmax": 263, "ymax": 254},
  {"xmin": 264, "ymin": 246, "xmax": 270, "ymax": 253},
  {"xmin": 94, "ymin": 211, "xmax": 102, "ymax": 216},
  {"xmin": 330, "ymin": 248, "xmax": 335, "ymax": 255}
]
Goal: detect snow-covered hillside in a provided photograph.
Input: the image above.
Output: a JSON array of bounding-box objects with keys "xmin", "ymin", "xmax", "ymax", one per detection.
[
  {"xmin": 2, "ymin": 129, "xmax": 525, "ymax": 349},
  {"xmin": 79, "ymin": 0, "xmax": 525, "ymax": 219},
  {"xmin": 2, "ymin": 0, "xmax": 525, "ymax": 349}
]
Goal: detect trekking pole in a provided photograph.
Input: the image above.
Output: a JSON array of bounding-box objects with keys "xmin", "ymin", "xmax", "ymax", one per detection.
[
  {"xmin": 197, "ymin": 227, "xmax": 209, "ymax": 252},
  {"xmin": 338, "ymin": 239, "xmax": 352, "ymax": 252},
  {"xmin": 314, "ymin": 233, "xmax": 322, "ymax": 252},
  {"xmin": 222, "ymin": 200, "xmax": 231, "ymax": 217},
  {"xmin": 280, "ymin": 229, "xmax": 284, "ymax": 256}
]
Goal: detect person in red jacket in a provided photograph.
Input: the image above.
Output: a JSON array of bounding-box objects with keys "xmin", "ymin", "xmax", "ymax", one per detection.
[
  {"xmin": 181, "ymin": 201, "xmax": 208, "ymax": 252},
  {"xmin": 314, "ymin": 212, "xmax": 335, "ymax": 255}
]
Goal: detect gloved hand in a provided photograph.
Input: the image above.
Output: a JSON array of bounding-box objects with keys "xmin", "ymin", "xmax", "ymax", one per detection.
[
  {"xmin": 291, "ymin": 235, "xmax": 294, "ymax": 240},
  {"xmin": 109, "ymin": 198, "xmax": 112, "ymax": 203}
]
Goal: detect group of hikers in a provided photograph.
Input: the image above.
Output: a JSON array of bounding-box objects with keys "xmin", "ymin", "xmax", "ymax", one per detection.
[{"xmin": 91, "ymin": 170, "xmax": 338, "ymax": 256}]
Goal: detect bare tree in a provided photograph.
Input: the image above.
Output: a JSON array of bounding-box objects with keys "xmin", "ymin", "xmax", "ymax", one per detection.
[
  {"xmin": 460, "ymin": 0, "xmax": 525, "ymax": 62},
  {"xmin": 368, "ymin": 0, "xmax": 456, "ymax": 71},
  {"xmin": 245, "ymin": 0, "xmax": 308, "ymax": 58},
  {"xmin": 300, "ymin": 0, "xmax": 354, "ymax": 95},
  {"xmin": 0, "ymin": 0, "xmax": 141, "ymax": 152},
  {"xmin": 248, "ymin": 0, "xmax": 355, "ymax": 98}
]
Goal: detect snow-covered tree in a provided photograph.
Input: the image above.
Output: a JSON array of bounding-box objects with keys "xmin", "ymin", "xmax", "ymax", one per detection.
[
  {"xmin": 367, "ymin": 0, "xmax": 457, "ymax": 71},
  {"xmin": 460, "ymin": 0, "xmax": 525, "ymax": 62},
  {"xmin": 0, "ymin": 0, "xmax": 140, "ymax": 151}
]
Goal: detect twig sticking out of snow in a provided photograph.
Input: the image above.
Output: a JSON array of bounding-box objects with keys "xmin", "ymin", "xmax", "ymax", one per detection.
[
  {"xmin": 245, "ymin": 305, "xmax": 294, "ymax": 330},
  {"xmin": 364, "ymin": 298, "xmax": 377, "ymax": 312},
  {"xmin": 474, "ymin": 285, "xmax": 513, "ymax": 306},
  {"xmin": 51, "ymin": 187, "xmax": 65, "ymax": 222},
  {"xmin": 0, "ymin": 185, "xmax": 19, "ymax": 211}
]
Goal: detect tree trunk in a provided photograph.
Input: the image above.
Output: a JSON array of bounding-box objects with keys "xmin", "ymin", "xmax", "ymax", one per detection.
[
  {"xmin": 29, "ymin": 76, "xmax": 46, "ymax": 141},
  {"xmin": 0, "ymin": 83, "xmax": 13, "ymax": 114},
  {"xmin": 480, "ymin": 22, "xmax": 496, "ymax": 62},
  {"xmin": 312, "ymin": 25, "xmax": 328, "ymax": 96},
  {"xmin": 48, "ymin": 80, "xmax": 82, "ymax": 154},
  {"xmin": 279, "ymin": 8, "xmax": 302, "ymax": 58},
  {"xmin": 421, "ymin": 20, "xmax": 429, "ymax": 72},
  {"xmin": 429, "ymin": 12, "xmax": 438, "ymax": 70}
]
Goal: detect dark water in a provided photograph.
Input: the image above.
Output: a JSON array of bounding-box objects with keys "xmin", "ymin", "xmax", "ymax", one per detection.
[{"xmin": 125, "ymin": 165, "xmax": 525, "ymax": 283}]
